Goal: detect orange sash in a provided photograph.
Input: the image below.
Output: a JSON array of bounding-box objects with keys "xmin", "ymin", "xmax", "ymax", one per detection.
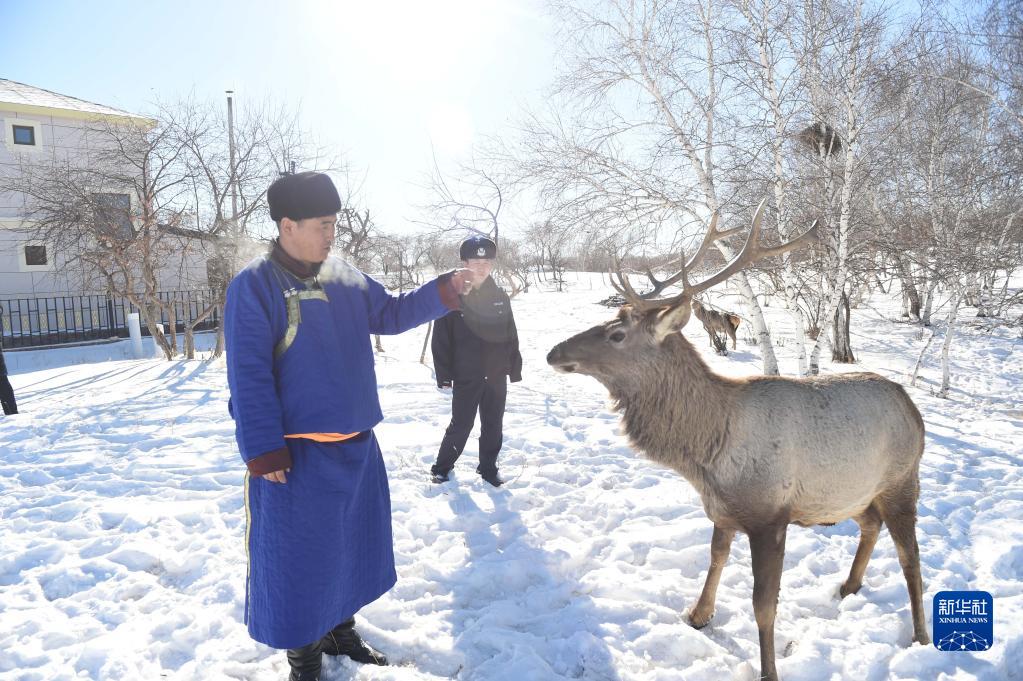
[{"xmin": 284, "ymin": 432, "xmax": 360, "ymax": 443}]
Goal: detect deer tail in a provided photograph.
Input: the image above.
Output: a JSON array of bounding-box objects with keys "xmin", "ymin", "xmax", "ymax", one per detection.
[{"xmin": 727, "ymin": 314, "xmax": 741, "ymax": 332}]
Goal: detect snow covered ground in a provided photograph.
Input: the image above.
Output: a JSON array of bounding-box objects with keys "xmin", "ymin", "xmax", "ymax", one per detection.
[{"xmin": 1, "ymin": 273, "xmax": 1020, "ymax": 681}]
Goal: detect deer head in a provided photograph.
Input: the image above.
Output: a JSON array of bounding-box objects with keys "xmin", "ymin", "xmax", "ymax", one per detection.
[{"xmin": 547, "ymin": 199, "xmax": 817, "ymax": 382}]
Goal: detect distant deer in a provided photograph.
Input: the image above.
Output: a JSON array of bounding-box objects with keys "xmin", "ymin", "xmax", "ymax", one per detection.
[
  {"xmin": 546, "ymin": 201, "xmax": 928, "ymax": 681},
  {"xmin": 691, "ymin": 298, "xmax": 741, "ymax": 353}
]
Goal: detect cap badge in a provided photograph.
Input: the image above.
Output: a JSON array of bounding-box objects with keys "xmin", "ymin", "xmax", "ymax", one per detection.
[{"xmin": 477, "ymin": 247, "xmax": 486, "ymax": 257}]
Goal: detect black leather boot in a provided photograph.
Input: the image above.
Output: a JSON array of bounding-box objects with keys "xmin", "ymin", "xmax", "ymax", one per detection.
[
  {"xmin": 286, "ymin": 640, "xmax": 322, "ymax": 681},
  {"xmin": 320, "ymin": 618, "xmax": 388, "ymax": 666},
  {"xmin": 476, "ymin": 465, "xmax": 504, "ymax": 487}
]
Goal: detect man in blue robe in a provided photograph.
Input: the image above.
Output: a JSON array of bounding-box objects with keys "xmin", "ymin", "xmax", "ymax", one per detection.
[{"xmin": 225, "ymin": 172, "xmax": 470, "ymax": 680}]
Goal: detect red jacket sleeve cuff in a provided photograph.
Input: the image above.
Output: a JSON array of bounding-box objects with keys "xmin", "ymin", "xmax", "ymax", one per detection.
[
  {"xmin": 437, "ymin": 272, "xmax": 462, "ymax": 311},
  {"xmin": 246, "ymin": 447, "xmax": 292, "ymax": 476}
]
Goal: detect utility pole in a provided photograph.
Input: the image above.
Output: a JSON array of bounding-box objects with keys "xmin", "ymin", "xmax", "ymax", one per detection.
[{"xmin": 226, "ymin": 90, "xmax": 238, "ymax": 236}]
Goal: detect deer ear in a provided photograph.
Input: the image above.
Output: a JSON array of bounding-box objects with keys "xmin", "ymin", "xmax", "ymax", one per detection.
[{"xmin": 652, "ymin": 301, "xmax": 691, "ymax": 342}]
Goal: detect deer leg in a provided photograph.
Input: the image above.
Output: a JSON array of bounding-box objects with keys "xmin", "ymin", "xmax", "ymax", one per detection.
[
  {"xmin": 706, "ymin": 329, "xmax": 715, "ymax": 349},
  {"xmin": 879, "ymin": 489, "xmax": 930, "ymax": 645},
  {"xmin": 840, "ymin": 503, "xmax": 882, "ymax": 597},
  {"xmin": 689, "ymin": 524, "xmax": 735, "ymax": 628},
  {"xmin": 749, "ymin": 524, "xmax": 787, "ymax": 681}
]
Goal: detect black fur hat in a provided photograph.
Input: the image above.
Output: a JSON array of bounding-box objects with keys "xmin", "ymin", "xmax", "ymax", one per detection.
[{"xmin": 267, "ymin": 171, "xmax": 342, "ymax": 222}]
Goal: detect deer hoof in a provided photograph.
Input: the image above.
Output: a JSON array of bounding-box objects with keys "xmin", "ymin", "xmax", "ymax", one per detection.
[
  {"xmin": 839, "ymin": 581, "xmax": 861, "ymax": 598},
  {"xmin": 688, "ymin": 610, "xmax": 713, "ymax": 629}
]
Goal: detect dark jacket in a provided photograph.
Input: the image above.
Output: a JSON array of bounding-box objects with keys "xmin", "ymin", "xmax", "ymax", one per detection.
[{"xmin": 432, "ymin": 277, "xmax": 522, "ymax": 387}]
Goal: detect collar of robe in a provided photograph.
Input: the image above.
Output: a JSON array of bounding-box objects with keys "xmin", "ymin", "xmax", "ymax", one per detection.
[{"xmin": 270, "ymin": 239, "xmax": 322, "ymax": 280}]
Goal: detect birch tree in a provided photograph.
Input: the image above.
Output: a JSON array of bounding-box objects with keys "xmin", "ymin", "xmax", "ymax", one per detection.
[{"xmin": 515, "ymin": 0, "xmax": 786, "ymax": 373}]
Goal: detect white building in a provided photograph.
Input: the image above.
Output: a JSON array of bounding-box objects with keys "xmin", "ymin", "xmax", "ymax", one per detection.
[{"xmin": 0, "ymin": 79, "xmax": 214, "ymax": 347}]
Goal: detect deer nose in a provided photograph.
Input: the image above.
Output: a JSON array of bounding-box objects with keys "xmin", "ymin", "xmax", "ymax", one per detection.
[{"xmin": 546, "ymin": 345, "xmax": 562, "ymax": 365}]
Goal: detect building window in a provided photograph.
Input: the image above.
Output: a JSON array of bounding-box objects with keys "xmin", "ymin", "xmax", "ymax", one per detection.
[
  {"xmin": 92, "ymin": 193, "xmax": 133, "ymax": 239},
  {"xmin": 4, "ymin": 119, "xmax": 41, "ymax": 152},
  {"xmin": 12, "ymin": 124, "xmax": 36, "ymax": 145},
  {"xmin": 25, "ymin": 245, "xmax": 47, "ymax": 266}
]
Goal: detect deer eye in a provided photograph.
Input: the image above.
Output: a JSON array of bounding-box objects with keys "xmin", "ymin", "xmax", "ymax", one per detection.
[{"xmin": 608, "ymin": 329, "xmax": 626, "ymax": 343}]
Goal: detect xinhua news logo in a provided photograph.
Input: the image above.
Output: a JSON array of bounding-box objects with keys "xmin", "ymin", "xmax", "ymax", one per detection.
[{"xmin": 933, "ymin": 591, "xmax": 993, "ymax": 652}]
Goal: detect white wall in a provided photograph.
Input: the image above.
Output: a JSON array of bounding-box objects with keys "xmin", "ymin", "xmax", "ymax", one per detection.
[
  {"xmin": 2, "ymin": 330, "xmax": 220, "ymax": 374},
  {"xmin": 0, "ymin": 107, "xmax": 212, "ymax": 298}
]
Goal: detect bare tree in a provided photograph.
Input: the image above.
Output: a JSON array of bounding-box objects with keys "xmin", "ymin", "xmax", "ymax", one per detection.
[
  {"xmin": 4, "ymin": 115, "xmax": 193, "ymax": 359},
  {"xmin": 336, "ymin": 206, "xmax": 376, "ymax": 269},
  {"xmin": 418, "ymin": 151, "xmax": 504, "ymax": 243},
  {"xmin": 174, "ymin": 96, "xmax": 342, "ymax": 358},
  {"xmin": 511, "ymin": 0, "xmax": 797, "ymax": 374},
  {"xmin": 0, "ymin": 96, "xmax": 345, "ymax": 360},
  {"xmin": 871, "ymin": 11, "xmax": 1023, "ymax": 397},
  {"xmin": 526, "ymin": 220, "xmax": 573, "ymax": 292},
  {"xmin": 493, "ymin": 237, "xmax": 532, "ymax": 297}
]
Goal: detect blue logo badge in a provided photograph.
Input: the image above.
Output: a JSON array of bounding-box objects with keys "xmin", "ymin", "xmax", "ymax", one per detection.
[{"xmin": 933, "ymin": 591, "xmax": 993, "ymax": 651}]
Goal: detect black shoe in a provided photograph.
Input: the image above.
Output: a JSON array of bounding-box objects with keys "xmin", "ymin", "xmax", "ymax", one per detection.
[
  {"xmin": 431, "ymin": 470, "xmax": 449, "ymax": 484},
  {"xmin": 287, "ymin": 641, "xmax": 322, "ymax": 681},
  {"xmin": 321, "ymin": 619, "xmax": 388, "ymax": 666},
  {"xmin": 480, "ymin": 471, "xmax": 504, "ymax": 487}
]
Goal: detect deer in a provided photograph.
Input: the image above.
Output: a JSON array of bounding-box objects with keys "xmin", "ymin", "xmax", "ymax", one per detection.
[
  {"xmin": 546, "ymin": 201, "xmax": 929, "ymax": 681},
  {"xmin": 691, "ymin": 298, "xmax": 741, "ymax": 353}
]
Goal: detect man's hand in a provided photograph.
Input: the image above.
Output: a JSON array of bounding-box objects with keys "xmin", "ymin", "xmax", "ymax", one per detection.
[
  {"xmin": 438, "ymin": 380, "xmax": 452, "ymax": 391},
  {"xmin": 449, "ymin": 269, "xmax": 474, "ymax": 296},
  {"xmin": 262, "ymin": 469, "xmax": 289, "ymax": 483}
]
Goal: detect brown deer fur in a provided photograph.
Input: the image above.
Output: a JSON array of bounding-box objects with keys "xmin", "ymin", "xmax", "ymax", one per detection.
[
  {"xmin": 546, "ymin": 300, "xmax": 929, "ymax": 681},
  {"xmin": 691, "ymin": 299, "xmax": 741, "ymax": 350}
]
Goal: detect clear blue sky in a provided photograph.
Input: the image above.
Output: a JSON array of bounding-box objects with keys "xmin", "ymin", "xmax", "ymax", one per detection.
[{"xmin": 1, "ymin": 0, "xmax": 556, "ymax": 232}]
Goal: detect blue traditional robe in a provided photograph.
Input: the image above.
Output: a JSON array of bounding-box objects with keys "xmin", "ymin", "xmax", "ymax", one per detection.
[{"xmin": 225, "ymin": 254, "xmax": 452, "ymax": 649}]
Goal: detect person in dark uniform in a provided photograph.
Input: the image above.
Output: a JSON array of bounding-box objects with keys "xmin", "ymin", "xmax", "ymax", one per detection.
[
  {"xmin": 0, "ymin": 307, "xmax": 18, "ymax": 416},
  {"xmin": 430, "ymin": 236, "xmax": 522, "ymax": 487}
]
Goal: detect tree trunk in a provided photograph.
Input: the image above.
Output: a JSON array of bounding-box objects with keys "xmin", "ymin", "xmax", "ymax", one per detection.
[
  {"xmin": 166, "ymin": 301, "xmax": 178, "ymax": 355},
  {"xmin": 790, "ymin": 307, "xmax": 809, "ymax": 376},
  {"xmin": 809, "ymin": 336, "xmax": 824, "ymax": 375},
  {"xmin": 808, "ymin": 279, "xmax": 845, "ymax": 376},
  {"xmin": 139, "ymin": 305, "xmax": 173, "ymax": 360},
  {"xmin": 831, "ymin": 288, "xmax": 855, "ymax": 363},
  {"xmin": 420, "ymin": 321, "xmax": 432, "ymax": 364},
  {"xmin": 711, "ymin": 238, "xmax": 779, "ymax": 375},
  {"xmin": 374, "ymin": 334, "xmax": 383, "ymax": 353},
  {"xmin": 938, "ymin": 288, "xmax": 962, "ymax": 398},
  {"xmin": 184, "ymin": 301, "xmax": 219, "ymax": 360},
  {"xmin": 909, "ymin": 327, "xmax": 935, "ymax": 387},
  {"xmin": 921, "ymin": 280, "xmax": 938, "ymax": 326},
  {"xmin": 778, "ymin": 257, "xmax": 808, "ymax": 376},
  {"xmin": 975, "ymin": 281, "xmax": 992, "ymax": 318},
  {"xmin": 735, "ymin": 274, "xmax": 780, "ymax": 376},
  {"xmin": 897, "ymin": 260, "xmax": 921, "ymax": 321},
  {"xmin": 213, "ymin": 313, "xmax": 226, "ymax": 359}
]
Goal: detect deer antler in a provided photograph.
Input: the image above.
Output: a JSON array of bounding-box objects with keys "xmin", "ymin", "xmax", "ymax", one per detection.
[{"xmin": 612, "ymin": 198, "xmax": 819, "ymax": 311}]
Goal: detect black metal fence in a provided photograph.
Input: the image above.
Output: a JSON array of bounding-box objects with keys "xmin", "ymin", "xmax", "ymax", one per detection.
[{"xmin": 0, "ymin": 290, "xmax": 221, "ymax": 349}]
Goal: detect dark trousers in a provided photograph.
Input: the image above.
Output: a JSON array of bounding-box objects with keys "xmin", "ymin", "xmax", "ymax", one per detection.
[
  {"xmin": 0, "ymin": 375, "xmax": 16, "ymax": 415},
  {"xmin": 433, "ymin": 376, "xmax": 507, "ymax": 477}
]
